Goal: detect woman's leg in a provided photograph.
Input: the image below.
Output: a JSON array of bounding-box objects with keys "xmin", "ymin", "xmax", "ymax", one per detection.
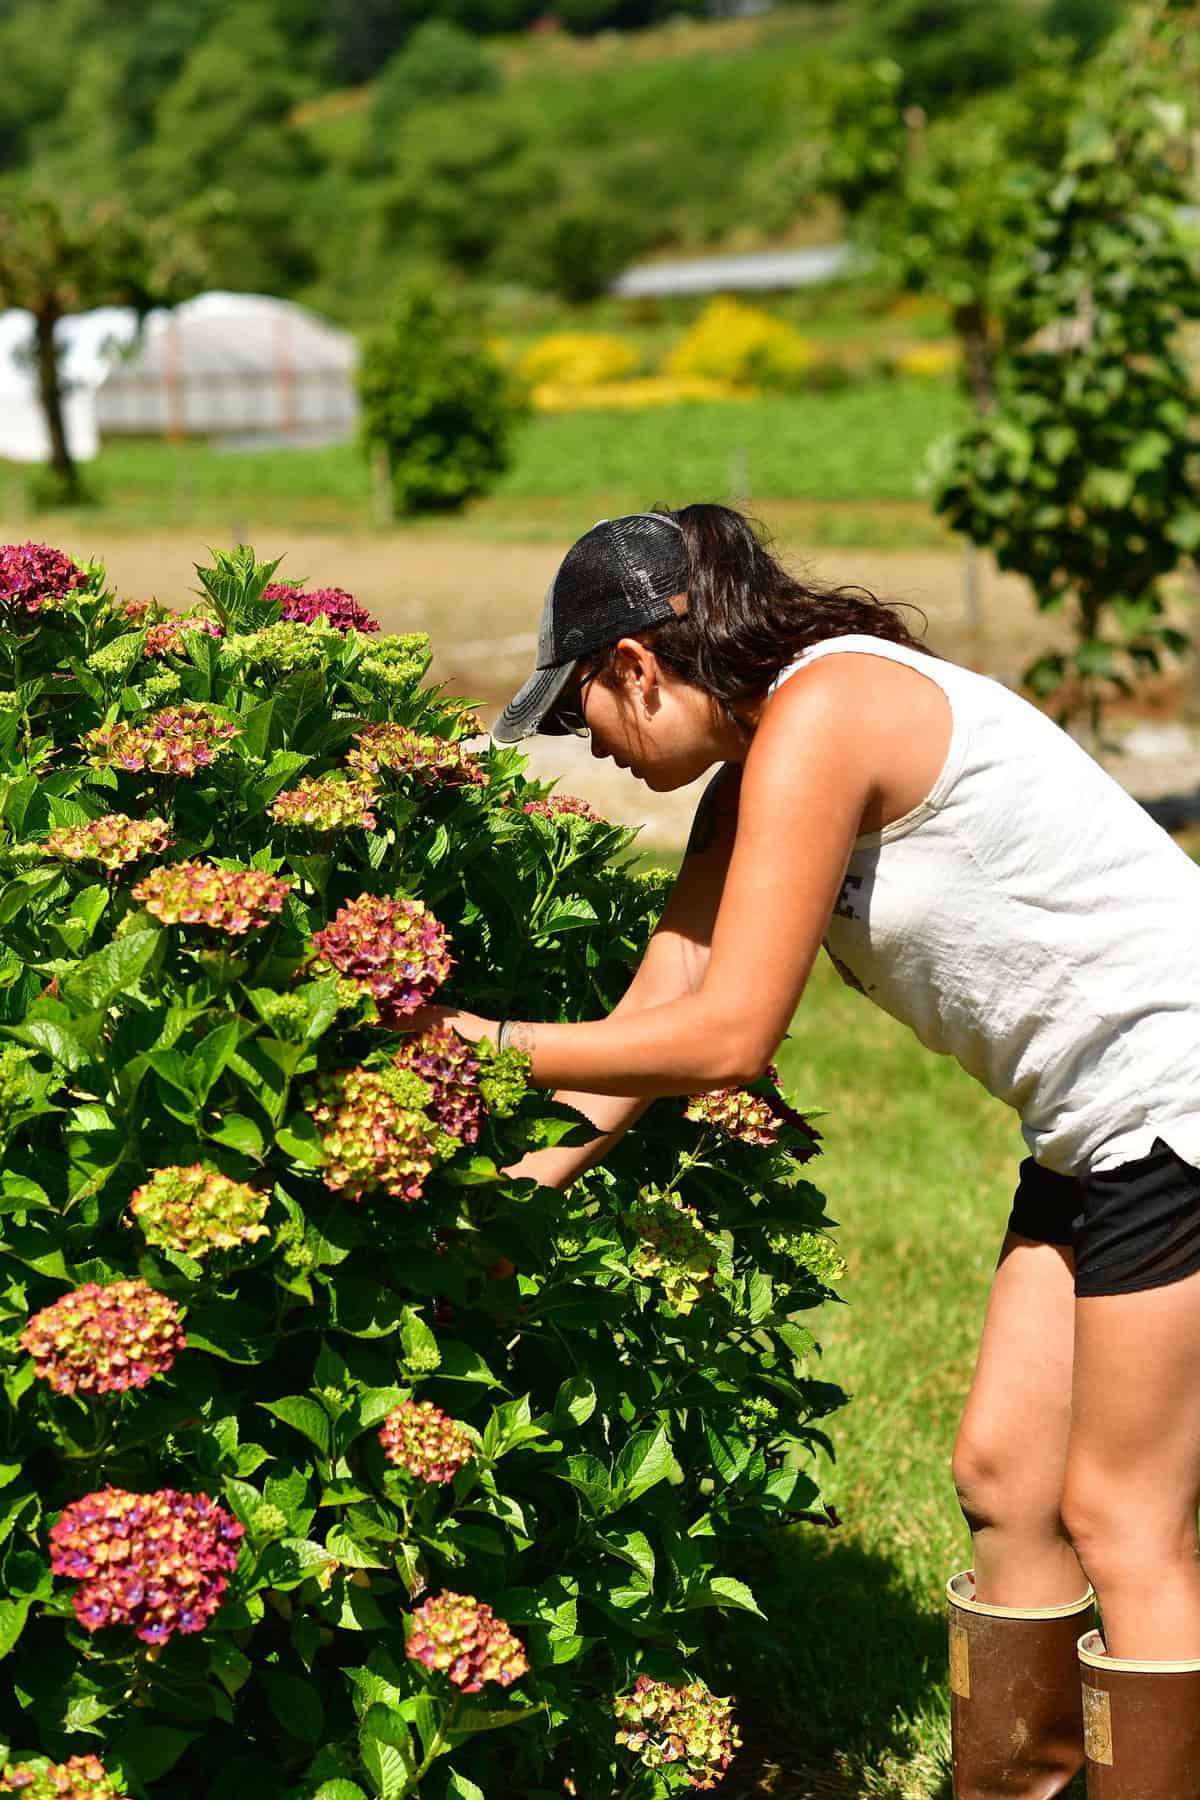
[
  {"xmin": 952, "ymin": 1230, "xmax": 1089, "ymax": 1606},
  {"xmin": 1060, "ymin": 1265, "xmax": 1200, "ymax": 1658}
]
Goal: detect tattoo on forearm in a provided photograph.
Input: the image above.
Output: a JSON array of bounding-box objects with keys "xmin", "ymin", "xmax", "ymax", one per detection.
[{"xmin": 509, "ymin": 1021, "xmax": 536, "ymax": 1058}]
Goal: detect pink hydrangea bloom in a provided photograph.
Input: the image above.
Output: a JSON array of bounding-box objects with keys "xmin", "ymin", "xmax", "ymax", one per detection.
[
  {"xmin": 132, "ymin": 861, "xmax": 292, "ymax": 934},
  {"xmin": 347, "ymin": 723, "xmax": 487, "ymax": 789},
  {"xmin": 685, "ymin": 1066, "xmax": 821, "ymax": 1159},
  {"xmin": 82, "ymin": 705, "xmax": 240, "ymax": 778},
  {"xmin": 129, "ymin": 1164, "xmax": 270, "ymax": 1259},
  {"xmin": 522, "ymin": 794, "xmax": 602, "ymax": 822},
  {"xmin": 121, "ymin": 599, "xmax": 153, "ymax": 625},
  {"xmin": 379, "ymin": 1400, "xmax": 474, "ymax": 1482},
  {"xmin": 270, "ymin": 775, "xmax": 379, "ymax": 833},
  {"xmin": 20, "ymin": 1279, "xmax": 184, "ymax": 1397},
  {"xmin": 45, "ymin": 813, "xmax": 172, "ymax": 872},
  {"xmin": 393, "ymin": 1023, "xmax": 482, "ymax": 1144},
  {"xmin": 406, "ymin": 1591, "xmax": 528, "ymax": 1691},
  {"xmin": 49, "ymin": 1487, "xmax": 243, "ymax": 1644},
  {"xmin": 0, "ymin": 543, "xmax": 87, "ymax": 614},
  {"xmin": 309, "ymin": 893, "xmax": 452, "ymax": 1018},
  {"xmin": 0, "ymin": 1753, "xmax": 130, "ymax": 1798},
  {"xmin": 613, "ymin": 1676, "xmax": 741, "ymax": 1791},
  {"xmin": 262, "ymin": 582, "xmax": 380, "ymax": 634},
  {"xmin": 143, "ymin": 615, "xmax": 224, "ymax": 657},
  {"xmin": 308, "ymin": 1066, "xmax": 439, "ymax": 1203}
]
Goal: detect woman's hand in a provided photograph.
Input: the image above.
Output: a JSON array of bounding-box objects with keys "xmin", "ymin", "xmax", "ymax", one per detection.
[{"xmin": 399, "ymin": 1004, "xmax": 500, "ymax": 1048}]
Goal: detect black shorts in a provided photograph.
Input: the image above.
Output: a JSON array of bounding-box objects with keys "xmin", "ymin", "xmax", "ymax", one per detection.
[{"xmin": 1008, "ymin": 1136, "xmax": 1200, "ymax": 1297}]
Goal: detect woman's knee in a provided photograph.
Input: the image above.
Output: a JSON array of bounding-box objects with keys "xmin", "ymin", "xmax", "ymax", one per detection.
[
  {"xmin": 1060, "ymin": 1466, "xmax": 1200, "ymax": 1582},
  {"xmin": 951, "ymin": 1427, "xmax": 1061, "ymax": 1536}
]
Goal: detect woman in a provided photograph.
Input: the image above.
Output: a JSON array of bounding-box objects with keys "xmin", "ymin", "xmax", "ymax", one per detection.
[{"xmin": 411, "ymin": 503, "xmax": 1200, "ymax": 1799}]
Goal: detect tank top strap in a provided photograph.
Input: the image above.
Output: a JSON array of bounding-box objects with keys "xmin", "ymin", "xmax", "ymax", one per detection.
[{"xmin": 768, "ymin": 634, "xmax": 951, "ymax": 696}]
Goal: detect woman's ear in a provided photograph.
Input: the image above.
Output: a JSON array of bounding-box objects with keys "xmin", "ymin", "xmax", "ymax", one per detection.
[{"xmin": 612, "ymin": 636, "xmax": 658, "ymax": 702}]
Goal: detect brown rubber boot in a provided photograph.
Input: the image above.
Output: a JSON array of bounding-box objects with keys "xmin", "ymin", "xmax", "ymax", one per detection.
[
  {"xmin": 948, "ymin": 1569, "xmax": 1096, "ymax": 1797},
  {"xmin": 1078, "ymin": 1628, "xmax": 1200, "ymax": 1796}
]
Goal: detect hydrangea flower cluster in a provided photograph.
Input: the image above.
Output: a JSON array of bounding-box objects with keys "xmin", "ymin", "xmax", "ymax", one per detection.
[
  {"xmin": 766, "ymin": 1227, "xmax": 847, "ymax": 1286},
  {"xmin": 522, "ymin": 794, "xmax": 602, "ymax": 822},
  {"xmin": 45, "ymin": 812, "xmax": 172, "ymax": 872},
  {"xmin": 0, "ymin": 1045, "xmax": 33, "ymax": 1141},
  {"xmin": 613, "ymin": 1677, "xmax": 741, "ymax": 1791},
  {"xmin": 685, "ymin": 1068, "xmax": 822, "ymax": 1158},
  {"xmin": 86, "ymin": 637, "xmax": 144, "ymax": 683},
  {"xmin": 20, "ymin": 1279, "xmax": 185, "ymax": 1397},
  {"xmin": 393, "ymin": 1023, "xmax": 483, "ymax": 1144},
  {"xmin": 308, "ymin": 1065, "xmax": 441, "ymax": 1203},
  {"xmin": 132, "ymin": 860, "xmax": 292, "ymax": 933},
  {"xmin": 129, "ymin": 1164, "xmax": 270, "ymax": 1258},
  {"xmin": 83, "ymin": 705, "xmax": 240, "ymax": 777},
  {"xmin": 140, "ymin": 670, "xmax": 183, "ymax": 706},
  {"xmin": 379, "ymin": 1400, "xmax": 475, "ymax": 1482},
  {"xmin": 347, "ymin": 724, "xmax": 487, "ymax": 789},
  {"xmin": 627, "ymin": 1188, "xmax": 720, "ymax": 1315},
  {"xmin": 0, "ymin": 1754, "xmax": 130, "ymax": 1798},
  {"xmin": 309, "ymin": 894, "xmax": 452, "ymax": 1018},
  {"xmin": 224, "ymin": 620, "xmax": 332, "ymax": 671},
  {"xmin": 0, "ymin": 542, "xmax": 87, "ymax": 614},
  {"xmin": 270, "ymin": 775, "xmax": 379, "ymax": 833},
  {"xmin": 356, "ymin": 634, "xmax": 431, "ymax": 698},
  {"xmin": 49, "ymin": 1487, "xmax": 244, "ymax": 1644},
  {"xmin": 736, "ymin": 1394, "xmax": 779, "ymax": 1435},
  {"xmin": 143, "ymin": 615, "xmax": 224, "ymax": 657},
  {"xmin": 121, "ymin": 598, "xmax": 154, "ymax": 625},
  {"xmin": 262, "ymin": 582, "xmax": 380, "ymax": 633},
  {"xmin": 406, "ymin": 1592, "xmax": 528, "ymax": 1691}
]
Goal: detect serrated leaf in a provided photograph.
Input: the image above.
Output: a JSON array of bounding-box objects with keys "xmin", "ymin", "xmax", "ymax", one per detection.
[
  {"xmin": 0, "ymin": 1598, "xmax": 29, "ymax": 1659},
  {"xmin": 260, "ymin": 1396, "xmax": 331, "ymax": 1456},
  {"xmin": 257, "ymin": 1537, "xmax": 337, "ymax": 1591},
  {"xmin": 312, "ymin": 1785, "xmax": 368, "ymax": 1800},
  {"xmin": 552, "ymin": 1375, "xmax": 596, "ymax": 1429},
  {"xmin": 60, "ymin": 929, "xmax": 160, "ymax": 1014},
  {"xmin": 206, "ymin": 1113, "xmax": 264, "ymax": 1158},
  {"xmin": 613, "ymin": 1426, "xmax": 674, "ymax": 1503},
  {"xmin": 360, "ymin": 1732, "xmax": 414, "ymax": 1796}
]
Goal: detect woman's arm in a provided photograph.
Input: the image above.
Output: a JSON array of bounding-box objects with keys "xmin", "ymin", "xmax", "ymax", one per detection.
[
  {"xmin": 501, "ymin": 764, "xmax": 742, "ymax": 1189},
  {"xmin": 502, "ymin": 662, "xmax": 875, "ymax": 1093}
]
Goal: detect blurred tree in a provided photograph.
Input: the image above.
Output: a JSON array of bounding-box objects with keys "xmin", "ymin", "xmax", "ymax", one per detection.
[
  {"xmin": 358, "ymin": 285, "xmax": 528, "ymax": 514},
  {"xmin": 1041, "ymin": 0, "xmax": 1127, "ymax": 56},
  {"xmin": 327, "ymin": 0, "xmax": 426, "ymax": 84},
  {"xmin": 0, "ymin": 193, "xmax": 200, "ymax": 502},
  {"xmin": 933, "ymin": 2, "xmax": 1200, "ymax": 735},
  {"xmin": 850, "ymin": 0, "xmax": 1031, "ymax": 109},
  {"xmin": 370, "ymin": 18, "xmax": 501, "ymax": 152},
  {"xmin": 509, "ymin": 202, "xmax": 646, "ymax": 302},
  {"xmin": 135, "ymin": 11, "xmax": 322, "ymax": 292}
]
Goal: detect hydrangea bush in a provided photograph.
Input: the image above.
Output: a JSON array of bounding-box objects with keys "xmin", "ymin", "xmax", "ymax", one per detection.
[{"xmin": 0, "ymin": 544, "xmax": 846, "ymax": 1798}]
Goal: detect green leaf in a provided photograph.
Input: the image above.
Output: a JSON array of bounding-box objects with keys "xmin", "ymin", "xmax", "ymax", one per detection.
[
  {"xmin": 552, "ymin": 1375, "xmax": 596, "ymax": 1429},
  {"xmin": 681, "ymin": 1574, "xmax": 764, "ymax": 1617},
  {"xmin": 277, "ymin": 1113, "xmax": 325, "ymax": 1168},
  {"xmin": 0, "ymin": 1598, "xmax": 29, "ymax": 1659},
  {"xmin": 360, "ymin": 1732, "xmax": 414, "ymax": 1797},
  {"xmin": 111, "ymin": 1726, "xmax": 196, "ymax": 1782},
  {"xmin": 312, "ymin": 1785, "xmax": 368, "ymax": 1800},
  {"xmin": 447, "ymin": 1775, "xmax": 485, "ymax": 1800},
  {"xmin": 704, "ymin": 1421, "xmax": 752, "ymax": 1485},
  {"xmin": 260, "ymin": 1396, "xmax": 331, "ymax": 1456},
  {"xmin": 257, "ymin": 1537, "xmax": 337, "ymax": 1591},
  {"xmin": 8, "ymin": 1017, "xmax": 95, "ymax": 1072},
  {"xmin": 60, "ymin": 928, "xmax": 160, "ymax": 1014},
  {"xmin": 261, "ymin": 1668, "xmax": 324, "ymax": 1743},
  {"xmin": 206, "ymin": 1113, "xmax": 265, "ymax": 1158},
  {"xmin": 613, "ymin": 1426, "xmax": 674, "ymax": 1503},
  {"xmin": 400, "ymin": 1307, "xmax": 440, "ymax": 1374},
  {"xmin": 556, "ymin": 1455, "xmax": 612, "ymax": 1516},
  {"xmin": 242, "ymin": 750, "xmax": 311, "ymax": 816}
]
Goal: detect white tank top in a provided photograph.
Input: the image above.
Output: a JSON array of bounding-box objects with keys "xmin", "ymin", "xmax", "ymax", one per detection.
[{"xmin": 769, "ymin": 635, "xmax": 1200, "ymax": 1175}]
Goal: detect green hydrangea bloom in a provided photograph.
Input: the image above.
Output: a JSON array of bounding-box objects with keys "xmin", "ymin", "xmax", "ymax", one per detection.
[
  {"xmin": 768, "ymin": 1228, "xmax": 847, "ymax": 1285},
  {"xmin": 476, "ymin": 1045, "xmax": 529, "ymax": 1117}
]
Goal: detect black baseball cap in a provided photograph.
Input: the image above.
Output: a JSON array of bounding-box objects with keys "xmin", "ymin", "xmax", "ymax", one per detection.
[{"xmin": 491, "ymin": 512, "xmax": 689, "ymax": 744}]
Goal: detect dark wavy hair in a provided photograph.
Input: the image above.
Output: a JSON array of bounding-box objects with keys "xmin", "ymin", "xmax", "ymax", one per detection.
[{"xmin": 586, "ymin": 502, "xmax": 932, "ymax": 728}]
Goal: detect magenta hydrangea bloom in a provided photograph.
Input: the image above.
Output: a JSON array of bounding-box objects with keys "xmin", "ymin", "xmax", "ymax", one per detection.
[
  {"xmin": 379, "ymin": 1400, "xmax": 474, "ymax": 1483},
  {"xmin": 129, "ymin": 1164, "xmax": 270, "ymax": 1259},
  {"xmin": 121, "ymin": 598, "xmax": 154, "ymax": 625},
  {"xmin": 49, "ymin": 1487, "xmax": 243, "ymax": 1644},
  {"xmin": 143, "ymin": 615, "xmax": 224, "ymax": 657},
  {"xmin": 523, "ymin": 794, "xmax": 602, "ymax": 822},
  {"xmin": 308, "ymin": 1066, "xmax": 440, "ymax": 1203},
  {"xmin": 132, "ymin": 860, "xmax": 292, "ymax": 934},
  {"xmin": 309, "ymin": 893, "xmax": 452, "ymax": 1018},
  {"xmin": 20, "ymin": 1279, "xmax": 185, "ymax": 1397},
  {"xmin": 82, "ymin": 704, "xmax": 240, "ymax": 778},
  {"xmin": 613, "ymin": 1676, "xmax": 741, "ymax": 1791},
  {"xmin": 347, "ymin": 724, "xmax": 487, "ymax": 789},
  {"xmin": 262, "ymin": 582, "xmax": 380, "ymax": 634},
  {"xmin": 685, "ymin": 1066, "xmax": 822, "ymax": 1159},
  {"xmin": 406, "ymin": 1591, "xmax": 528, "ymax": 1691},
  {"xmin": 0, "ymin": 543, "xmax": 87, "ymax": 614},
  {"xmin": 270, "ymin": 775, "xmax": 379, "ymax": 833},
  {"xmin": 393, "ymin": 1023, "xmax": 482, "ymax": 1144},
  {"xmin": 0, "ymin": 1753, "xmax": 130, "ymax": 1798},
  {"xmin": 44, "ymin": 813, "xmax": 172, "ymax": 872}
]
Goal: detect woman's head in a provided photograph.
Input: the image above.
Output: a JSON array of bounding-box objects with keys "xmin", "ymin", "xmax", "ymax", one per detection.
[{"xmin": 493, "ymin": 502, "xmax": 928, "ymax": 791}]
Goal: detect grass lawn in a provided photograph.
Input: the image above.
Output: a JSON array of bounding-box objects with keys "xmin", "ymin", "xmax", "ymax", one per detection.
[
  {"xmin": 716, "ymin": 951, "xmax": 1073, "ymax": 1797},
  {"xmin": 2, "ymin": 378, "xmax": 964, "ymax": 552}
]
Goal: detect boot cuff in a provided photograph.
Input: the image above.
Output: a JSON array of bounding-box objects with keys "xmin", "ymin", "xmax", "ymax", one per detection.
[
  {"xmin": 947, "ymin": 1568, "xmax": 1096, "ymax": 1620},
  {"xmin": 1078, "ymin": 1628, "xmax": 1200, "ymax": 1673}
]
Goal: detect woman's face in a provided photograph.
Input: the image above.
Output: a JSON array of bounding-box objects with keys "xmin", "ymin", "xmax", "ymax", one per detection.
[{"xmin": 575, "ymin": 636, "xmax": 741, "ymax": 791}]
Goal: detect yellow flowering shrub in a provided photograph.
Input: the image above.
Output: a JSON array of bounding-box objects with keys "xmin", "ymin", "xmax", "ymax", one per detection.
[
  {"xmin": 518, "ymin": 331, "xmax": 640, "ymax": 389},
  {"xmin": 533, "ymin": 374, "xmax": 745, "ymax": 412},
  {"xmin": 894, "ymin": 341, "xmax": 961, "ymax": 378},
  {"xmin": 665, "ymin": 297, "xmax": 816, "ymax": 388}
]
